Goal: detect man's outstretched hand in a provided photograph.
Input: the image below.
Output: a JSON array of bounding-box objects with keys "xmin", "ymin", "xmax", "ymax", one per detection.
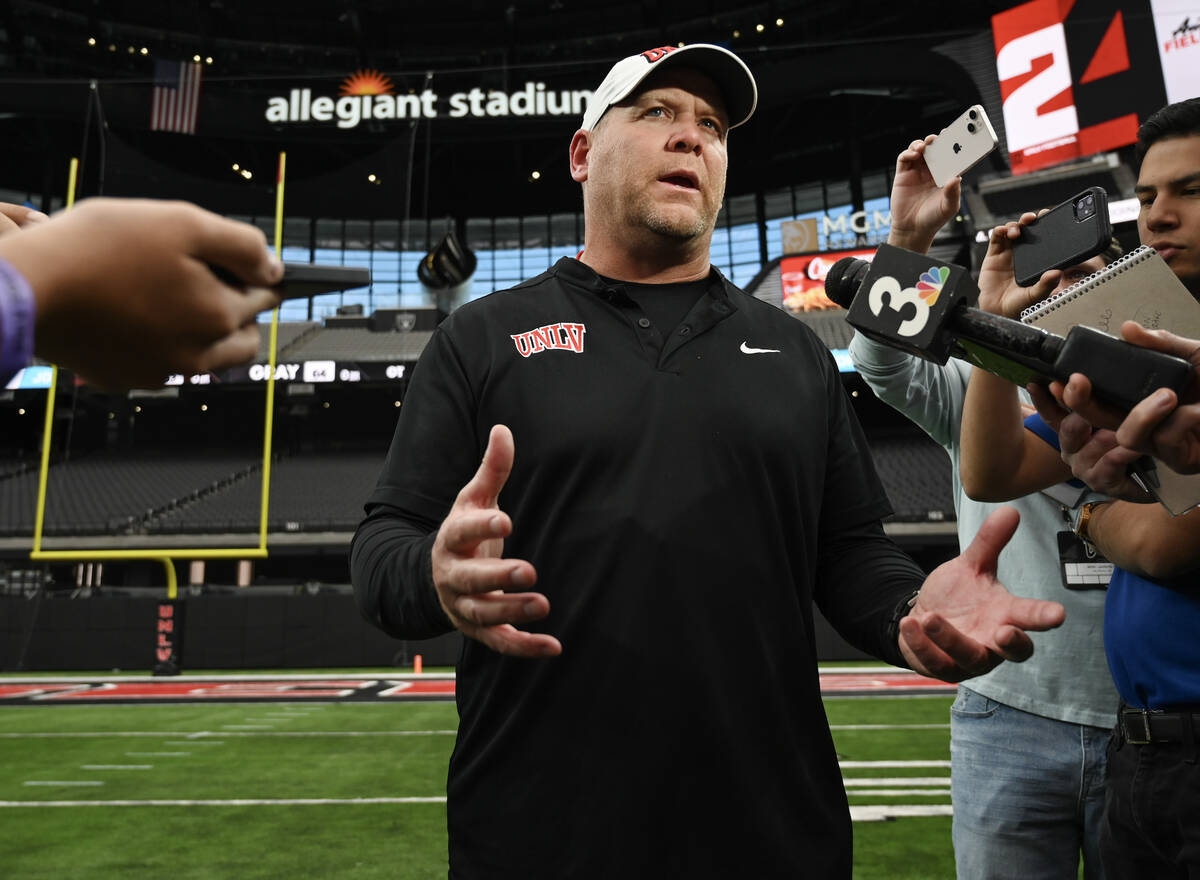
[
  {"xmin": 431, "ymin": 425, "xmax": 562, "ymax": 658},
  {"xmin": 898, "ymin": 507, "xmax": 1065, "ymax": 682}
]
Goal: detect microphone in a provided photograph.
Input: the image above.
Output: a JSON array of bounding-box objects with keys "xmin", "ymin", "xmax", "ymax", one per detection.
[{"xmin": 825, "ymin": 243, "xmax": 1193, "ymax": 411}]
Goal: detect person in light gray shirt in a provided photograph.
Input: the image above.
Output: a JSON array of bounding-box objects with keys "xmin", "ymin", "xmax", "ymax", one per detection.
[{"xmin": 848, "ymin": 134, "xmax": 1117, "ymax": 880}]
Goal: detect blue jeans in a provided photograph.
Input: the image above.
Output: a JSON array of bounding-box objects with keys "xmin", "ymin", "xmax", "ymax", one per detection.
[{"xmin": 950, "ymin": 686, "xmax": 1110, "ymax": 880}]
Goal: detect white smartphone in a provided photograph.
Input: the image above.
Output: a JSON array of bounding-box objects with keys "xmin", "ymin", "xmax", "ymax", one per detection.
[{"xmin": 922, "ymin": 104, "xmax": 999, "ymax": 187}]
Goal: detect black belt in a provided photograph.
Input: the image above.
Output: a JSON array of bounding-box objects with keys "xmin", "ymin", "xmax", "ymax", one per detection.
[{"xmin": 1119, "ymin": 707, "xmax": 1200, "ymax": 745}]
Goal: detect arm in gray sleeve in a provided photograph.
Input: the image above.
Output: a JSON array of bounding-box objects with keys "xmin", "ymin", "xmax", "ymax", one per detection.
[{"xmin": 847, "ymin": 329, "xmax": 970, "ymax": 448}]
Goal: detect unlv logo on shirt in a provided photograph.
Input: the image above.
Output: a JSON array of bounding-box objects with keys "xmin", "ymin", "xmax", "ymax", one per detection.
[{"xmin": 511, "ymin": 322, "xmax": 587, "ymax": 358}]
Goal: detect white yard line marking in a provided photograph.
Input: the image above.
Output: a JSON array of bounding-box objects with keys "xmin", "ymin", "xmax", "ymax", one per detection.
[
  {"xmin": 0, "ymin": 796, "xmax": 446, "ymax": 807},
  {"xmin": 22, "ymin": 781, "xmax": 104, "ymax": 787},
  {"xmin": 0, "ymin": 730, "xmax": 455, "ymax": 739},
  {"xmin": 843, "ymin": 777, "xmax": 949, "ymax": 787},
  {"xmin": 1, "ymin": 796, "xmax": 953, "ymax": 815},
  {"xmin": 0, "ymin": 732, "xmax": 180, "ymax": 738},
  {"xmin": 80, "ymin": 765, "xmax": 152, "ymax": 770},
  {"xmin": 840, "ymin": 760, "xmax": 951, "ymax": 768},
  {"xmin": 220, "ymin": 725, "xmax": 273, "ymax": 730},
  {"xmin": 850, "ymin": 804, "xmax": 954, "ymax": 822},
  {"xmin": 847, "ymin": 789, "xmax": 952, "ymax": 797},
  {"xmin": 126, "ymin": 752, "xmax": 190, "ymax": 757},
  {"xmin": 830, "ymin": 723, "xmax": 949, "ymax": 730}
]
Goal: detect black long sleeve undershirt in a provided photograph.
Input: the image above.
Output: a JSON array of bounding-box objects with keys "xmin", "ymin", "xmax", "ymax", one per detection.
[
  {"xmin": 813, "ymin": 518, "xmax": 927, "ymax": 669},
  {"xmin": 350, "ymin": 503, "xmax": 452, "ymax": 640}
]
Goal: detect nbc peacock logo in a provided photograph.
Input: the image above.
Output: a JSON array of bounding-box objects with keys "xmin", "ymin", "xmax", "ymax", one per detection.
[
  {"xmin": 340, "ymin": 69, "xmax": 395, "ymax": 96},
  {"xmin": 917, "ymin": 266, "xmax": 949, "ymax": 306}
]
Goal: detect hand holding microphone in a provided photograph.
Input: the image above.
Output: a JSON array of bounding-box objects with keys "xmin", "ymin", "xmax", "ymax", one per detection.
[{"xmin": 825, "ymin": 244, "xmax": 1193, "ymax": 412}]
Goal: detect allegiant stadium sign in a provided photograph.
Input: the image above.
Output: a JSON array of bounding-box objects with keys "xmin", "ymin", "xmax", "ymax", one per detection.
[{"xmin": 265, "ymin": 69, "xmax": 593, "ymax": 129}]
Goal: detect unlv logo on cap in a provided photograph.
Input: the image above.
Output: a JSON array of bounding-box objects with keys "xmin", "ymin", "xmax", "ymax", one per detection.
[{"xmin": 641, "ymin": 46, "xmax": 677, "ymax": 63}]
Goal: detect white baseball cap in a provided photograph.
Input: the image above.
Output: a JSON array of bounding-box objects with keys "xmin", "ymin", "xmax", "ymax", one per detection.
[{"xmin": 580, "ymin": 44, "xmax": 758, "ymax": 132}]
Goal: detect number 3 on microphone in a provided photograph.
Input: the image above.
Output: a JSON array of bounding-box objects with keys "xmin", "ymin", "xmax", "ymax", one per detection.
[{"xmin": 867, "ymin": 276, "xmax": 930, "ymax": 338}]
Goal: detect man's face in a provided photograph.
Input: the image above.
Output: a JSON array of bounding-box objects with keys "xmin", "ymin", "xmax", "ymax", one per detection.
[
  {"xmin": 1136, "ymin": 134, "xmax": 1200, "ymax": 294},
  {"xmin": 580, "ymin": 68, "xmax": 729, "ymax": 247}
]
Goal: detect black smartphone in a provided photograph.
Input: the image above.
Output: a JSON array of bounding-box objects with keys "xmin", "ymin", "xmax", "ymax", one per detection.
[
  {"xmin": 1011, "ymin": 187, "xmax": 1112, "ymax": 288},
  {"xmin": 277, "ymin": 263, "xmax": 371, "ymax": 299},
  {"xmin": 207, "ymin": 262, "xmax": 371, "ymax": 298}
]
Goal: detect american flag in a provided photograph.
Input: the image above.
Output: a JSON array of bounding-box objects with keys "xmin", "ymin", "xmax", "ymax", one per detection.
[{"xmin": 150, "ymin": 60, "xmax": 203, "ymax": 134}]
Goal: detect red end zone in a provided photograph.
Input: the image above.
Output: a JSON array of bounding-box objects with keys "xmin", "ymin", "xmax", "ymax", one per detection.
[{"xmin": 0, "ymin": 669, "xmax": 951, "ymax": 705}]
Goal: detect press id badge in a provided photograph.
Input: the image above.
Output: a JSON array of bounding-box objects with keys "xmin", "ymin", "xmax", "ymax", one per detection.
[{"xmin": 1057, "ymin": 531, "xmax": 1113, "ymax": 590}]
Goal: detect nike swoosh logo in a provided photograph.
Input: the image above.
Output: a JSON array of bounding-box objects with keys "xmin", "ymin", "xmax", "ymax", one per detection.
[{"xmin": 740, "ymin": 342, "xmax": 781, "ymax": 354}]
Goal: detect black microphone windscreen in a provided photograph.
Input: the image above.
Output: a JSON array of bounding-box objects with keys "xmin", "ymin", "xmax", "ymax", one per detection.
[{"xmin": 824, "ymin": 257, "xmax": 871, "ymax": 310}]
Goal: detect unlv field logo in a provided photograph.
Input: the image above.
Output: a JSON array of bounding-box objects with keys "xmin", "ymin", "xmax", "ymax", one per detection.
[{"xmin": 511, "ymin": 322, "xmax": 587, "ymax": 358}]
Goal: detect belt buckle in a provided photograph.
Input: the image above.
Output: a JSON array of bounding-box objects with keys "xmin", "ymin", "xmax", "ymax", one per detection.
[{"xmin": 1123, "ymin": 709, "xmax": 1153, "ymax": 745}]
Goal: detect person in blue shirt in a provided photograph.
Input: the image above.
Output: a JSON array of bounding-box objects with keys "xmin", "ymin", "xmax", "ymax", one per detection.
[{"xmin": 960, "ymin": 97, "xmax": 1200, "ymax": 876}]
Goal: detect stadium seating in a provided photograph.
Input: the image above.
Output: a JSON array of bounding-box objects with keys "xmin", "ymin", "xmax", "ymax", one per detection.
[
  {"xmin": 255, "ymin": 321, "xmax": 320, "ymax": 361},
  {"xmin": 867, "ymin": 432, "xmax": 956, "ymax": 523},
  {"xmin": 282, "ymin": 327, "xmax": 434, "ymax": 362},
  {"xmin": 794, "ymin": 309, "xmax": 855, "ymax": 350},
  {"xmin": 148, "ymin": 453, "xmax": 385, "ymax": 534},
  {"xmin": 0, "ymin": 451, "xmax": 385, "ymax": 537},
  {"xmin": 0, "ymin": 309, "xmax": 957, "ymax": 539}
]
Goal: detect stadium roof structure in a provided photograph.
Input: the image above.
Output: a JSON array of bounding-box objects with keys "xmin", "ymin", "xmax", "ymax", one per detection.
[{"xmin": 0, "ymin": 0, "xmax": 1016, "ymax": 218}]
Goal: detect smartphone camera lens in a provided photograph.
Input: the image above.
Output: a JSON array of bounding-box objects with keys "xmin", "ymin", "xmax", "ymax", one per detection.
[
  {"xmin": 967, "ymin": 123, "xmax": 976, "ymax": 133},
  {"xmin": 968, "ymin": 109, "xmax": 978, "ymax": 120},
  {"xmin": 1075, "ymin": 194, "xmax": 1096, "ymax": 220}
]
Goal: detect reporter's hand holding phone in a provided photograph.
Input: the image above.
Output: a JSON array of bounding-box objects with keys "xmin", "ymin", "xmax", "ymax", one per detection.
[
  {"xmin": 1012, "ymin": 188, "xmax": 1112, "ymax": 287},
  {"xmin": 978, "ymin": 213, "xmax": 1063, "ymax": 318},
  {"xmin": 1, "ymin": 198, "xmax": 283, "ymax": 389},
  {"xmin": 887, "ymin": 134, "xmax": 961, "ymax": 254}
]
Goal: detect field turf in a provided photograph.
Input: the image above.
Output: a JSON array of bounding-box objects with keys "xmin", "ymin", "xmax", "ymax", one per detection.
[{"xmin": 0, "ymin": 684, "xmax": 955, "ymax": 878}]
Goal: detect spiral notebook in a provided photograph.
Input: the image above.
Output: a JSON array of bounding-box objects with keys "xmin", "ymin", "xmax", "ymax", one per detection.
[{"xmin": 1020, "ymin": 245, "xmax": 1200, "ymax": 515}]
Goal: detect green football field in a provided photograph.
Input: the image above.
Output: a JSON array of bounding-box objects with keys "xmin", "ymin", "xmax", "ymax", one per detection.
[{"xmin": 0, "ymin": 682, "xmax": 956, "ymax": 879}]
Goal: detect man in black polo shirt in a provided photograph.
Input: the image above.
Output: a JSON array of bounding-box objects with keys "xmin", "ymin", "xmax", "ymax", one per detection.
[{"xmin": 351, "ymin": 44, "xmax": 1065, "ymax": 878}]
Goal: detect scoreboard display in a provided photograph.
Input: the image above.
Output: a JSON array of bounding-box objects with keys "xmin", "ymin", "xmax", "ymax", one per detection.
[{"xmin": 992, "ymin": 0, "xmax": 1199, "ymax": 175}]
